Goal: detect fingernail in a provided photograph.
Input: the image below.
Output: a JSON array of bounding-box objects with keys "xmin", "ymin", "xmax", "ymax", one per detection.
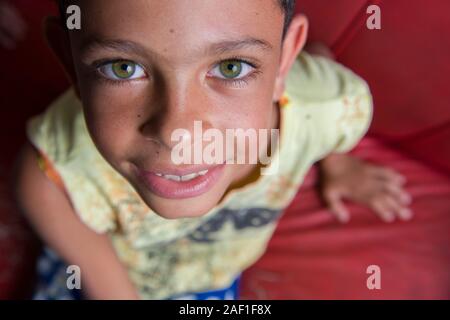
[{"xmin": 401, "ymin": 209, "xmax": 413, "ymax": 220}]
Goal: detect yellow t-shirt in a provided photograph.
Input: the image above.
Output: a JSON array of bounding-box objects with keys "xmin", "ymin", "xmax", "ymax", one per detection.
[{"xmin": 27, "ymin": 52, "xmax": 372, "ymax": 299}]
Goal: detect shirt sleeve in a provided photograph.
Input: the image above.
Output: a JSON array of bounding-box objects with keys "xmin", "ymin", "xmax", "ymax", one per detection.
[
  {"xmin": 26, "ymin": 89, "xmax": 118, "ymax": 234},
  {"xmin": 284, "ymin": 52, "xmax": 373, "ymax": 162}
]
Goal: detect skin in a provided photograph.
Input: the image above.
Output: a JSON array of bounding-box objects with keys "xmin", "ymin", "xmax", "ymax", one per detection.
[
  {"xmin": 46, "ymin": 0, "xmax": 412, "ymax": 222},
  {"xmin": 47, "ymin": 0, "xmax": 308, "ymax": 219},
  {"xmin": 13, "ymin": 0, "xmax": 413, "ymax": 300},
  {"xmin": 320, "ymin": 153, "xmax": 412, "ymax": 223}
]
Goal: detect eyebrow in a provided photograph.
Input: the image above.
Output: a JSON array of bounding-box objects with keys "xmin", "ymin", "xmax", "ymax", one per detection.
[
  {"xmin": 204, "ymin": 38, "xmax": 273, "ymax": 55},
  {"xmin": 79, "ymin": 37, "xmax": 273, "ymax": 61}
]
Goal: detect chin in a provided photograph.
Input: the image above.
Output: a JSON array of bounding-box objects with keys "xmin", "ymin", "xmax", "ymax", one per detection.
[
  {"xmin": 134, "ymin": 174, "xmax": 233, "ymax": 219},
  {"xmin": 142, "ymin": 193, "xmax": 223, "ymax": 219}
]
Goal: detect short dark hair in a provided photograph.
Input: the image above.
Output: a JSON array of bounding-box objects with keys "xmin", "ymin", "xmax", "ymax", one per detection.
[
  {"xmin": 278, "ymin": 0, "xmax": 296, "ymax": 38},
  {"xmin": 57, "ymin": 0, "xmax": 296, "ymax": 38}
]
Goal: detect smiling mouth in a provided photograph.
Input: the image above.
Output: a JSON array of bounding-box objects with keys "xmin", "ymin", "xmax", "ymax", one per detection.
[
  {"xmin": 154, "ymin": 169, "xmax": 209, "ymax": 182},
  {"xmin": 135, "ymin": 164, "xmax": 226, "ymax": 199}
]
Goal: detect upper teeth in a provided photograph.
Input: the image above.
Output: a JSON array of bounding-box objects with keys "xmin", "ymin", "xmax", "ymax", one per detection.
[{"xmin": 155, "ymin": 170, "xmax": 208, "ymax": 182}]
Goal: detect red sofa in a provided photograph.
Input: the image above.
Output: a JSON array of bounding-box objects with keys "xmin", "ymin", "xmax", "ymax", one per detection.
[
  {"xmin": 240, "ymin": 0, "xmax": 450, "ymax": 299},
  {"xmin": 0, "ymin": 0, "xmax": 449, "ymax": 299}
]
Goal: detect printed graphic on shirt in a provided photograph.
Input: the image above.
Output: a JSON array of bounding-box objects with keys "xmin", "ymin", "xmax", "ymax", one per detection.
[{"xmin": 188, "ymin": 207, "xmax": 282, "ymax": 242}]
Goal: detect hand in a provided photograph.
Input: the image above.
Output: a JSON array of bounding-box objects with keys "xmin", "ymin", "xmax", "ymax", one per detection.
[
  {"xmin": 319, "ymin": 153, "xmax": 413, "ymax": 223},
  {"xmin": 0, "ymin": 1, "xmax": 26, "ymax": 50}
]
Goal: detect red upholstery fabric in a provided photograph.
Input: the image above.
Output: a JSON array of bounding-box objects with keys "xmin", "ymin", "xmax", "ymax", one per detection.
[
  {"xmin": 0, "ymin": 0, "xmax": 448, "ymax": 299},
  {"xmin": 300, "ymin": 0, "xmax": 450, "ymax": 137},
  {"xmin": 0, "ymin": 1, "xmax": 67, "ymax": 135},
  {"xmin": 240, "ymin": 1, "xmax": 450, "ymax": 299},
  {"xmin": 240, "ymin": 138, "xmax": 450, "ymax": 299},
  {"xmin": 0, "ymin": 0, "xmax": 64, "ymax": 299},
  {"xmin": 298, "ymin": 0, "xmax": 450, "ymax": 174}
]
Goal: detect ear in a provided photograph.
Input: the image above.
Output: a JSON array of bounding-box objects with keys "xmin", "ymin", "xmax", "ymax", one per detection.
[
  {"xmin": 43, "ymin": 16, "xmax": 80, "ymax": 96},
  {"xmin": 273, "ymin": 14, "xmax": 308, "ymax": 102}
]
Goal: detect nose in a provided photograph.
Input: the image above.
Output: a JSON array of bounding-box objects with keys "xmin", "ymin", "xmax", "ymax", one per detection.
[{"xmin": 140, "ymin": 79, "xmax": 214, "ymax": 151}]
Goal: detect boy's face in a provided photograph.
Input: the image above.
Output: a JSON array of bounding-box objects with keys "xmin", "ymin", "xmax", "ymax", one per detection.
[{"xmin": 52, "ymin": 0, "xmax": 306, "ymax": 218}]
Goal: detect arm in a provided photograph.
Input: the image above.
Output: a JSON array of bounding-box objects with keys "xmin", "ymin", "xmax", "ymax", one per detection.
[
  {"xmin": 14, "ymin": 142, "xmax": 140, "ymax": 300},
  {"xmin": 304, "ymin": 43, "xmax": 412, "ymax": 223}
]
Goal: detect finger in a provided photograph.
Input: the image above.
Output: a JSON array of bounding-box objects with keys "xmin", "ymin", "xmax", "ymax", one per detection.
[
  {"xmin": 370, "ymin": 197, "xmax": 396, "ymax": 223},
  {"xmin": 397, "ymin": 207, "xmax": 413, "ymax": 221},
  {"xmin": 371, "ymin": 167, "xmax": 406, "ymax": 185},
  {"xmin": 383, "ymin": 194, "xmax": 413, "ymax": 221},
  {"xmin": 324, "ymin": 190, "xmax": 350, "ymax": 223},
  {"xmin": 384, "ymin": 182, "xmax": 412, "ymax": 205}
]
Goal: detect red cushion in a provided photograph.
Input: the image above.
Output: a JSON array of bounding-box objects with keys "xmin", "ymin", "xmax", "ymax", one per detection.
[
  {"xmin": 0, "ymin": 0, "xmax": 68, "ymax": 137},
  {"xmin": 241, "ymin": 137, "xmax": 450, "ymax": 299},
  {"xmin": 0, "ymin": 0, "xmax": 65, "ymax": 298},
  {"xmin": 297, "ymin": 0, "xmax": 450, "ymax": 174}
]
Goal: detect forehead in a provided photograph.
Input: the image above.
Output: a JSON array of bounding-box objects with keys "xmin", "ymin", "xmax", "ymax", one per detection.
[{"xmin": 71, "ymin": 0, "xmax": 284, "ymax": 61}]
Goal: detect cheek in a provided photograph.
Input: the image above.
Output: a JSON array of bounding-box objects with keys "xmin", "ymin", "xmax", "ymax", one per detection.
[
  {"xmin": 224, "ymin": 96, "xmax": 275, "ymax": 131},
  {"xmin": 80, "ymin": 91, "xmax": 142, "ymax": 165},
  {"xmin": 210, "ymin": 60, "xmax": 278, "ymax": 127},
  {"xmin": 245, "ymin": 76, "xmax": 279, "ymax": 129},
  {"xmin": 85, "ymin": 116, "xmax": 127, "ymax": 168}
]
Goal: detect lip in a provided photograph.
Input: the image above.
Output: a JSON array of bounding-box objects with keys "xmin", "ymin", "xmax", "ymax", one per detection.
[{"xmin": 136, "ymin": 164, "xmax": 226, "ymax": 199}]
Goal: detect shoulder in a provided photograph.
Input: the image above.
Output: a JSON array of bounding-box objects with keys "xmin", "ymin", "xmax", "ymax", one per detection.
[
  {"xmin": 26, "ymin": 88, "xmax": 88, "ymax": 165},
  {"xmin": 280, "ymin": 52, "xmax": 373, "ymax": 160},
  {"xmin": 284, "ymin": 52, "xmax": 371, "ymax": 105},
  {"xmin": 24, "ymin": 89, "xmax": 119, "ymax": 234}
]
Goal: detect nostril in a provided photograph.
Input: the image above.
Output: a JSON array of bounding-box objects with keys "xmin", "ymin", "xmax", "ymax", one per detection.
[{"xmin": 139, "ymin": 114, "xmax": 165, "ymax": 138}]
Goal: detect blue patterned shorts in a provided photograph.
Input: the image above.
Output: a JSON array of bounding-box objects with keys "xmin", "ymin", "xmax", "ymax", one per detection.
[{"xmin": 33, "ymin": 248, "xmax": 241, "ymax": 300}]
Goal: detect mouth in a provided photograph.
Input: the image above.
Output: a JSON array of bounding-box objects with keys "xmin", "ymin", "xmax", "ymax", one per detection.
[
  {"xmin": 136, "ymin": 164, "xmax": 226, "ymax": 199},
  {"xmin": 154, "ymin": 169, "xmax": 209, "ymax": 182}
]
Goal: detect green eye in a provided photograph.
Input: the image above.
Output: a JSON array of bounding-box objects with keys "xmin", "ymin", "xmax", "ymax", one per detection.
[
  {"xmin": 219, "ymin": 60, "xmax": 243, "ymax": 79},
  {"xmin": 112, "ymin": 61, "xmax": 136, "ymax": 79},
  {"xmin": 98, "ymin": 60, "xmax": 147, "ymax": 81}
]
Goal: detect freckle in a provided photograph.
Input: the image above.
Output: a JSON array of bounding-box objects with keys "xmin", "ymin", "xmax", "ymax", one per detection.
[
  {"xmin": 137, "ymin": 114, "xmax": 141, "ymax": 118},
  {"xmin": 170, "ymin": 28, "xmax": 175, "ymax": 33}
]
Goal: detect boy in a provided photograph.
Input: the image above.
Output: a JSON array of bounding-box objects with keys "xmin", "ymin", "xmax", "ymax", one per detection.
[{"xmin": 15, "ymin": 0, "xmax": 411, "ymax": 299}]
